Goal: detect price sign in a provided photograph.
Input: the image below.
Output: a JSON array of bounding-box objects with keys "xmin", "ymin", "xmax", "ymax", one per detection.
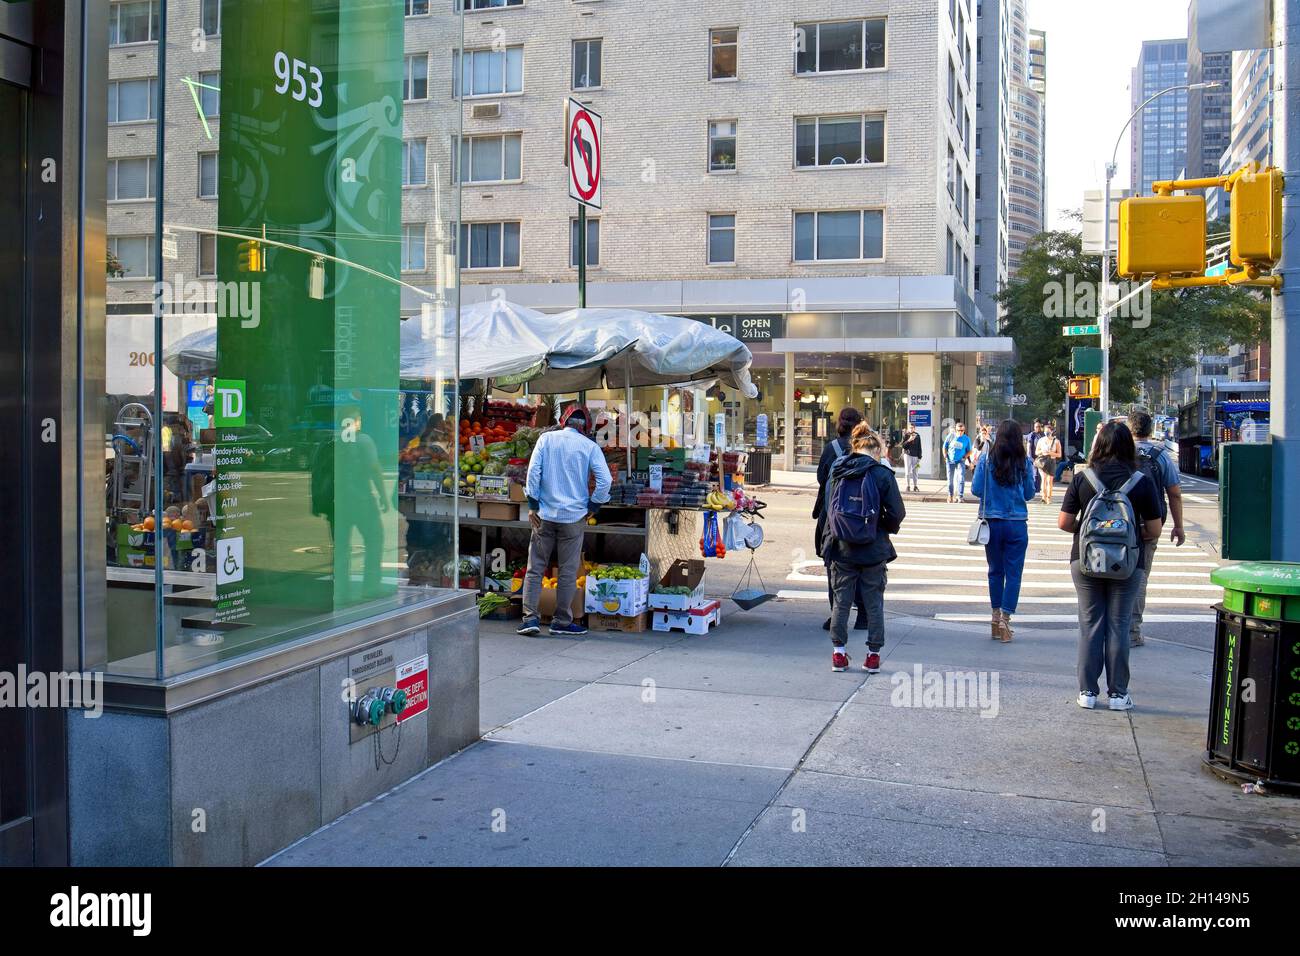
[
  {"xmin": 469, "ymin": 434, "xmax": 486, "ymax": 453},
  {"xmin": 648, "ymin": 464, "xmax": 664, "ymax": 493},
  {"xmin": 476, "ymin": 475, "xmax": 509, "ymax": 500},
  {"xmin": 756, "ymin": 414, "xmax": 769, "ymax": 448}
]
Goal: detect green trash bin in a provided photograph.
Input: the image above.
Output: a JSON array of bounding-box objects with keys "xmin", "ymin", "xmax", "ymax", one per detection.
[{"xmin": 1205, "ymin": 563, "xmax": 1300, "ymax": 793}]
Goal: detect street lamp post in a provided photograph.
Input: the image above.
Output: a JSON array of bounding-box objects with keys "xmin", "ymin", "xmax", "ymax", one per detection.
[{"xmin": 1100, "ymin": 81, "xmax": 1221, "ymax": 417}]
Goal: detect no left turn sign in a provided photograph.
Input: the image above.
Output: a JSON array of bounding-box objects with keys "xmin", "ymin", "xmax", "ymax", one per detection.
[{"xmin": 567, "ymin": 98, "xmax": 602, "ymax": 210}]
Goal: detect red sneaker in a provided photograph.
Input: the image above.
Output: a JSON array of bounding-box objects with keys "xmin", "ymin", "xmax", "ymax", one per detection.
[
  {"xmin": 863, "ymin": 652, "xmax": 881, "ymax": 674},
  {"xmin": 831, "ymin": 651, "xmax": 850, "ymax": 672}
]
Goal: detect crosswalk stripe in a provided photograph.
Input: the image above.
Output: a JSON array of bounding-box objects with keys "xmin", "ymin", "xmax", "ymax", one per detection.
[
  {"xmin": 787, "ymin": 567, "xmax": 1215, "ymax": 585},
  {"xmin": 878, "ymin": 561, "xmax": 1214, "ymax": 577},
  {"xmin": 935, "ymin": 613, "xmax": 1216, "ymax": 624},
  {"xmin": 777, "ymin": 589, "xmax": 1213, "ymax": 606}
]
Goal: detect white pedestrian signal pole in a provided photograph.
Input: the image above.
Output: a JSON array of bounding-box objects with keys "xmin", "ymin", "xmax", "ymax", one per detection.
[{"xmin": 1273, "ymin": 0, "xmax": 1299, "ymax": 561}]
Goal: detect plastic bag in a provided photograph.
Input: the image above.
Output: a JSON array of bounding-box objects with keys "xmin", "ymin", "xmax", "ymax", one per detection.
[
  {"xmin": 701, "ymin": 510, "xmax": 723, "ymax": 558},
  {"xmin": 723, "ymin": 511, "xmax": 747, "ymax": 552}
]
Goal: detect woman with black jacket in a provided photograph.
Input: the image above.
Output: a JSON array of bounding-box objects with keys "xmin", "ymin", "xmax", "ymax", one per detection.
[
  {"xmin": 813, "ymin": 408, "xmax": 868, "ymax": 632},
  {"xmin": 822, "ymin": 423, "xmax": 907, "ymax": 673}
]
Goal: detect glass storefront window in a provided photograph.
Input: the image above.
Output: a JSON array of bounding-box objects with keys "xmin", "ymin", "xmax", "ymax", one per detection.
[{"xmin": 97, "ymin": 1, "xmax": 463, "ymax": 678}]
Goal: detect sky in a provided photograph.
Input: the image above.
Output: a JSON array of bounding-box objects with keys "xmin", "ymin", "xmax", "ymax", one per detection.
[{"xmin": 1029, "ymin": 0, "xmax": 1195, "ymax": 230}]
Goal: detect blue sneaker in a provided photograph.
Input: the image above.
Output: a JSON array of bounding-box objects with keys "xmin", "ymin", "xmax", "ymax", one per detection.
[
  {"xmin": 516, "ymin": 618, "xmax": 542, "ymax": 636},
  {"xmin": 549, "ymin": 621, "xmax": 588, "ymax": 636}
]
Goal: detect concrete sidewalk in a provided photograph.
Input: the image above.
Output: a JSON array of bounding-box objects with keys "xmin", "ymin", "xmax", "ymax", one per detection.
[{"xmin": 264, "ymin": 598, "xmax": 1300, "ymax": 867}]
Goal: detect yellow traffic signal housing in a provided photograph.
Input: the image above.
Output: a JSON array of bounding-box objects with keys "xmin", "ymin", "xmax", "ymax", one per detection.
[
  {"xmin": 1230, "ymin": 165, "xmax": 1283, "ymax": 268},
  {"xmin": 237, "ymin": 239, "xmax": 265, "ymax": 273},
  {"xmin": 1118, "ymin": 195, "xmax": 1206, "ymax": 278},
  {"xmin": 1068, "ymin": 376, "xmax": 1099, "ymax": 400}
]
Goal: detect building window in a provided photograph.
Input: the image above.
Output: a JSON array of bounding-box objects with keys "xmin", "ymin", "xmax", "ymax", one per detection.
[
  {"xmin": 573, "ymin": 39, "xmax": 603, "ymax": 90},
  {"xmin": 454, "ymin": 47, "xmax": 524, "ymax": 97},
  {"xmin": 708, "ymin": 214, "xmax": 736, "ymax": 264},
  {"xmin": 458, "ymin": 0, "xmax": 522, "ymax": 9},
  {"xmin": 198, "ymin": 233, "xmax": 217, "ymax": 277},
  {"xmin": 403, "ymin": 138, "xmax": 427, "ymax": 186},
  {"xmin": 198, "ymin": 153, "xmax": 218, "ymax": 198},
  {"xmin": 198, "ymin": 71, "xmax": 220, "ymax": 118},
  {"xmin": 795, "ymin": 19, "xmax": 886, "ymax": 74},
  {"xmin": 405, "ymin": 0, "xmax": 429, "ymax": 14},
  {"xmin": 107, "ymin": 157, "xmax": 155, "ymax": 201},
  {"xmin": 108, "ymin": 78, "xmax": 158, "ymax": 123},
  {"xmin": 709, "ymin": 121, "xmax": 737, "ymax": 172},
  {"xmin": 109, "ymin": 1, "xmax": 159, "ymax": 46},
  {"xmin": 710, "ymin": 28, "xmax": 738, "ymax": 80},
  {"xmin": 795, "ymin": 114, "xmax": 885, "ymax": 167},
  {"xmin": 453, "ymin": 133, "xmax": 522, "ymax": 183},
  {"xmin": 401, "ymin": 223, "xmax": 426, "ymax": 272},
  {"xmin": 460, "ymin": 222, "xmax": 521, "ymax": 269},
  {"xmin": 404, "ymin": 54, "xmax": 429, "ymax": 101},
  {"xmin": 570, "ymin": 217, "xmax": 600, "ymax": 267},
  {"xmin": 200, "ymin": 0, "xmax": 220, "ymax": 36},
  {"xmin": 793, "ymin": 210, "xmax": 884, "ymax": 262},
  {"xmin": 107, "ymin": 236, "xmax": 154, "ymax": 278}
]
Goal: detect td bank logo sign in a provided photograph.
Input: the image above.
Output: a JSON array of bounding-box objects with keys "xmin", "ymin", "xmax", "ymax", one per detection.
[{"xmin": 214, "ymin": 379, "xmax": 246, "ymax": 427}]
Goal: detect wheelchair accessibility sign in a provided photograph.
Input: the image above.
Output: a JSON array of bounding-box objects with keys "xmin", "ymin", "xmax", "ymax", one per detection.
[{"xmin": 217, "ymin": 536, "xmax": 245, "ymax": 586}]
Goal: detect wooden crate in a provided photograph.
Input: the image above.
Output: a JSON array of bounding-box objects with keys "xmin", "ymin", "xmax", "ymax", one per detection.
[{"xmin": 587, "ymin": 611, "xmax": 650, "ymax": 633}]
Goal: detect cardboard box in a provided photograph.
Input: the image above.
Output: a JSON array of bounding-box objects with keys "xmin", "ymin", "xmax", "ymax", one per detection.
[
  {"xmin": 538, "ymin": 586, "xmax": 586, "ymax": 624},
  {"xmin": 585, "ymin": 574, "xmax": 649, "ymax": 617},
  {"xmin": 649, "ymin": 559, "xmax": 707, "ymax": 610},
  {"xmin": 588, "ymin": 611, "xmax": 649, "ymax": 633},
  {"xmin": 509, "ymin": 480, "xmax": 528, "ymax": 504},
  {"xmin": 652, "ymin": 600, "xmax": 721, "ymax": 635},
  {"xmin": 477, "ymin": 500, "xmax": 520, "ymax": 521}
]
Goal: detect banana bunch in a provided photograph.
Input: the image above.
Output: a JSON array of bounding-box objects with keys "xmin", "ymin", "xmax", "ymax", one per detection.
[{"xmin": 705, "ymin": 489, "xmax": 735, "ymax": 511}]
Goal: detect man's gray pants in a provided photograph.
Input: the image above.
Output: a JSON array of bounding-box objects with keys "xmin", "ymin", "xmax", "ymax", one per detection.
[
  {"xmin": 522, "ymin": 518, "xmax": 587, "ymax": 626},
  {"xmin": 1129, "ymin": 540, "xmax": 1158, "ymax": 639},
  {"xmin": 830, "ymin": 560, "xmax": 887, "ymax": 652}
]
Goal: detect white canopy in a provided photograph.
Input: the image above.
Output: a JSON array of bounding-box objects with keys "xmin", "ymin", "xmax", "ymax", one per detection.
[
  {"xmin": 469, "ymin": 306, "xmax": 757, "ymax": 398},
  {"xmin": 167, "ymin": 301, "xmax": 757, "ymax": 399}
]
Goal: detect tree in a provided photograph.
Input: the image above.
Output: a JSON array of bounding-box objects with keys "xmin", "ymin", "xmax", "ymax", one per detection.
[{"xmin": 999, "ymin": 225, "xmax": 1269, "ymax": 421}]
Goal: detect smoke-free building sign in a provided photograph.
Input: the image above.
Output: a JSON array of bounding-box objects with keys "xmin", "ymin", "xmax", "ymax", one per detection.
[{"xmin": 567, "ymin": 98, "xmax": 602, "ymax": 210}]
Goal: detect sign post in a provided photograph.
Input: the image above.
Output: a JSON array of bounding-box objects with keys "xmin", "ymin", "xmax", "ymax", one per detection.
[{"xmin": 566, "ymin": 98, "xmax": 603, "ymax": 310}]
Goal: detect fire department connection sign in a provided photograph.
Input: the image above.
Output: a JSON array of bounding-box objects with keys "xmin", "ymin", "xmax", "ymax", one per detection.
[{"xmin": 567, "ymin": 97, "xmax": 602, "ymax": 210}]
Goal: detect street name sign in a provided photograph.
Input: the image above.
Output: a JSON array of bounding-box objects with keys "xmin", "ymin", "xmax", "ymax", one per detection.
[{"xmin": 1063, "ymin": 325, "xmax": 1101, "ymax": 337}]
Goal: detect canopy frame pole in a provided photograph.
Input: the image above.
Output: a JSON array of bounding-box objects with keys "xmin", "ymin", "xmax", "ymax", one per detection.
[{"xmin": 626, "ymin": 351, "xmax": 634, "ymax": 477}]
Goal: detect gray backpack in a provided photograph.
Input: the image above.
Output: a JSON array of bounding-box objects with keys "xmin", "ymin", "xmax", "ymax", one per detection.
[{"xmin": 1077, "ymin": 467, "xmax": 1144, "ymax": 580}]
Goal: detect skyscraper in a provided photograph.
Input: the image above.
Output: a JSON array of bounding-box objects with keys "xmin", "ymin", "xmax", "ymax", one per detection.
[
  {"xmin": 1186, "ymin": 3, "xmax": 1233, "ymax": 185},
  {"xmin": 975, "ymin": 0, "xmax": 1011, "ymax": 328},
  {"xmin": 1130, "ymin": 39, "xmax": 1189, "ymax": 197},
  {"xmin": 1005, "ymin": 0, "xmax": 1045, "ymax": 275}
]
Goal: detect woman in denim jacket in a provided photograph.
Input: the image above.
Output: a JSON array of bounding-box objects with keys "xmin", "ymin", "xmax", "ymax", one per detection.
[{"xmin": 970, "ymin": 420, "xmax": 1039, "ymax": 642}]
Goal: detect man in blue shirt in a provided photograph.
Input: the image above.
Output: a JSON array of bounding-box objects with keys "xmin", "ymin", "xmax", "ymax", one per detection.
[
  {"xmin": 943, "ymin": 422, "xmax": 973, "ymax": 503},
  {"xmin": 518, "ymin": 406, "xmax": 612, "ymax": 636},
  {"xmin": 1128, "ymin": 410, "xmax": 1185, "ymax": 646}
]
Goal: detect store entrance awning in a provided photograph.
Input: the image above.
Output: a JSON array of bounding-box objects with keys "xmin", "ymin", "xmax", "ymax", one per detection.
[{"xmin": 771, "ymin": 336, "xmax": 1017, "ymax": 364}]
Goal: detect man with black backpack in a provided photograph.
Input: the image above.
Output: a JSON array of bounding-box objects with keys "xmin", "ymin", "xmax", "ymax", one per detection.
[
  {"xmin": 1128, "ymin": 410, "xmax": 1186, "ymax": 647},
  {"xmin": 822, "ymin": 423, "xmax": 906, "ymax": 674}
]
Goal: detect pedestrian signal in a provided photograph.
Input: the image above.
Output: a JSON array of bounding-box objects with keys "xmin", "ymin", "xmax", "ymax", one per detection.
[
  {"xmin": 1230, "ymin": 164, "xmax": 1283, "ymax": 269},
  {"xmin": 1118, "ymin": 195, "xmax": 1206, "ymax": 279}
]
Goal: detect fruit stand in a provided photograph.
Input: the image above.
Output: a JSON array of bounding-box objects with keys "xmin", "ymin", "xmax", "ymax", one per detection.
[{"xmin": 398, "ymin": 304, "xmax": 768, "ymax": 626}]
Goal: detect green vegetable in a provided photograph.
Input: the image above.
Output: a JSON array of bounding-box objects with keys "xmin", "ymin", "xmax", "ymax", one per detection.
[
  {"xmin": 477, "ymin": 593, "xmax": 511, "ymax": 618},
  {"xmin": 654, "ymin": 585, "xmax": 694, "ymax": 595}
]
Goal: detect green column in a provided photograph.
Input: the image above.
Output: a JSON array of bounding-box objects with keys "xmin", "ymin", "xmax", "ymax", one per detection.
[{"xmin": 214, "ymin": 0, "xmax": 402, "ymax": 631}]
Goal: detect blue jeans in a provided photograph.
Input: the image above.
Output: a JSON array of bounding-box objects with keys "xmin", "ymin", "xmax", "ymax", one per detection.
[
  {"xmin": 984, "ymin": 518, "xmax": 1029, "ymax": 614},
  {"xmin": 946, "ymin": 460, "xmax": 966, "ymax": 498}
]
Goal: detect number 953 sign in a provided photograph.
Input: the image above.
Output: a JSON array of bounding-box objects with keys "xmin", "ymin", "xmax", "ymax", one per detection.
[{"xmin": 273, "ymin": 50, "xmax": 324, "ymax": 108}]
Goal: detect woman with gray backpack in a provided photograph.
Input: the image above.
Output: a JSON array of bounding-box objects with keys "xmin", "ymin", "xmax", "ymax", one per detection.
[{"xmin": 1058, "ymin": 422, "xmax": 1163, "ymax": 711}]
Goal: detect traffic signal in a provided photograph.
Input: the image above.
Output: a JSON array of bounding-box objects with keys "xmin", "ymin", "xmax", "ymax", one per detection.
[
  {"xmin": 1230, "ymin": 163, "xmax": 1283, "ymax": 269},
  {"xmin": 1118, "ymin": 195, "xmax": 1207, "ymax": 278},
  {"xmin": 237, "ymin": 239, "xmax": 265, "ymax": 273},
  {"xmin": 1068, "ymin": 376, "xmax": 1099, "ymax": 400}
]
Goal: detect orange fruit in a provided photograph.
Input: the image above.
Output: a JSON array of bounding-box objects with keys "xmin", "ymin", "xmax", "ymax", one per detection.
[{"xmin": 143, "ymin": 516, "xmax": 155, "ymax": 531}]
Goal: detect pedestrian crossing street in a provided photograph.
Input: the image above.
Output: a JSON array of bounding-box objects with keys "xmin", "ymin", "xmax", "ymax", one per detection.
[{"xmin": 779, "ymin": 498, "xmax": 1224, "ymax": 626}]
